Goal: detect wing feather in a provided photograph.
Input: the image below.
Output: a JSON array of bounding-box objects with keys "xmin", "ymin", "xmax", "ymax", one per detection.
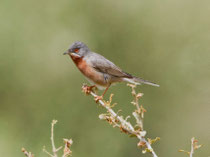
[{"xmin": 88, "ymin": 52, "xmax": 132, "ymax": 78}]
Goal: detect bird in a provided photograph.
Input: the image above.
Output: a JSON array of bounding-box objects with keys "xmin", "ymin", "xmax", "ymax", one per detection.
[{"xmin": 64, "ymin": 41, "xmax": 159, "ymax": 101}]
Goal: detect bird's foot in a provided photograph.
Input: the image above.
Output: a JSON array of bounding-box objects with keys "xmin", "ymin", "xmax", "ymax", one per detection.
[
  {"xmin": 94, "ymin": 95, "xmax": 103, "ymax": 103},
  {"xmin": 82, "ymin": 84, "xmax": 95, "ymax": 95}
]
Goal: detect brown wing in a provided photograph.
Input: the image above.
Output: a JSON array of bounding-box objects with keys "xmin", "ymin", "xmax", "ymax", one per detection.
[{"xmin": 89, "ymin": 52, "xmax": 132, "ymax": 78}]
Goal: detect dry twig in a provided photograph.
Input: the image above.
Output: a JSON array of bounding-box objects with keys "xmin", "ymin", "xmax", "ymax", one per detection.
[
  {"xmin": 22, "ymin": 120, "xmax": 73, "ymax": 157},
  {"xmin": 22, "ymin": 148, "xmax": 34, "ymax": 157},
  {"xmin": 82, "ymin": 83, "xmax": 159, "ymax": 157},
  {"xmin": 179, "ymin": 137, "xmax": 202, "ymax": 157}
]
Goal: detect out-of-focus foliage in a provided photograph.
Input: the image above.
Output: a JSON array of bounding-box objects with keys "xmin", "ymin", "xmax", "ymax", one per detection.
[{"xmin": 0, "ymin": 0, "xmax": 209, "ymax": 157}]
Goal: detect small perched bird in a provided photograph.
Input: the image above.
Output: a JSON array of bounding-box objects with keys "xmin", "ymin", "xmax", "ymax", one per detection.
[{"xmin": 64, "ymin": 41, "xmax": 159, "ymax": 101}]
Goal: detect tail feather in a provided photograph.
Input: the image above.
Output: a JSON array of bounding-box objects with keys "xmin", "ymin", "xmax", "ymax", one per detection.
[{"xmin": 123, "ymin": 77, "xmax": 160, "ymax": 87}]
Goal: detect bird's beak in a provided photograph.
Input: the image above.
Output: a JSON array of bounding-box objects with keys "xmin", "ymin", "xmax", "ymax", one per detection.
[
  {"xmin": 63, "ymin": 51, "xmax": 69, "ymax": 55},
  {"xmin": 64, "ymin": 49, "xmax": 73, "ymax": 55}
]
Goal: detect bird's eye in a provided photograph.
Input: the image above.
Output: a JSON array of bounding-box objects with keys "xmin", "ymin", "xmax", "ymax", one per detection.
[{"xmin": 74, "ymin": 48, "xmax": 79, "ymax": 53}]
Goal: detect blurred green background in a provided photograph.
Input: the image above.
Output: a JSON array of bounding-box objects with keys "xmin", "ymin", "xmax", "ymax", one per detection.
[{"xmin": 0, "ymin": 0, "xmax": 210, "ymax": 156}]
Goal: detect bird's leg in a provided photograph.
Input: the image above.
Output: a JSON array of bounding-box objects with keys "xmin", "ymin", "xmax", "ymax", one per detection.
[
  {"xmin": 94, "ymin": 84, "xmax": 110, "ymax": 102},
  {"xmin": 82, "ymin": 85, "xmax": 96, "ymax": 95},
  {"xmin": 102, "ymin": 84, "xmax": 110, "ymax": 97}
]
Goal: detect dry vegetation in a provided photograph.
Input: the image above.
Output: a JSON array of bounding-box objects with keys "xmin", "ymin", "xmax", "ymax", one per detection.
[
  {"xmin": 179, "ymin": 137, "xmax": 202, "ymax": 157},
  {"xmin": 22, "ymin": 120, "xmax": 73, "ymax": 157},
  {"xmin": 82, "ymin": 83, "xmax": 159, "ymax": 157},
  {"xmin": 22, "ymin": 84, "xmax": 202, "ymax": 157}
]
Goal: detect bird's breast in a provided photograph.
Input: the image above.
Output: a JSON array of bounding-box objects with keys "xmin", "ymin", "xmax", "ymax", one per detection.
[{"xmin": 70, "ymin": 55, "xmax": 107, "ymax": 87}]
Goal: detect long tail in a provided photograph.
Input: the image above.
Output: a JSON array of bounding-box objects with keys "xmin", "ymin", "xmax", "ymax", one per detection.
[{"xmin": 123, "ymin": 76, "xmax": 160, "ymax": 87}]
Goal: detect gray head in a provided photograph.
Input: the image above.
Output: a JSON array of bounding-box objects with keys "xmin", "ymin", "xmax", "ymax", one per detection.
[{"xmin": 64, "ymin": 41, "xmax": 90, "ymax": 57}]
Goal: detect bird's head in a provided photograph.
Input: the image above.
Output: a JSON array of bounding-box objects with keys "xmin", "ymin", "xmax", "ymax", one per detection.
[{"xmin": 64, "ymin": 41, "xmax": 89, "ymax": 57}]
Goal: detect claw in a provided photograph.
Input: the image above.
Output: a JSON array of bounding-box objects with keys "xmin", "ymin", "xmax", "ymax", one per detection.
[
  {"xmin": 82, "ymin": 85, "xmax": 95, "ymax": 95},
  {"xmin": 94, "ymin": 95, "xmax": 103, "ymax": 103}
]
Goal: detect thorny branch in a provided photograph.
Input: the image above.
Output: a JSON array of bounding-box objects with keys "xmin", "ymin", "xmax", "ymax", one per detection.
[
  {"xmin": 82, "ymin": 83, "xmax": 160, "ymax": 157},
  {"xmin": 22, "ymin": 120, "xmax": 73, "ymax": 157},
  {"xmin": 179, "ymin": 137, "xmax": 202, "ymax": 157}
]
